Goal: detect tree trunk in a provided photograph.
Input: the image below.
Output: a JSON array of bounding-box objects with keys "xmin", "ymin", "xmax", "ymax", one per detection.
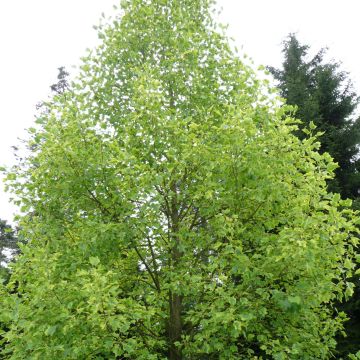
[
  {"xmin": 168, "ymin": 290, "xmax": 182, "ymax": 360},
  {"xmin": 168, "ymin": 179, "xmax": 183, "ymax": 359}
]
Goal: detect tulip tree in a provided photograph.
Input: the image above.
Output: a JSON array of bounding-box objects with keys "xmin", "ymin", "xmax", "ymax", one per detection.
[{"xmin": 1, "ymin": 0, "xmax": 359, "ymax": 359}]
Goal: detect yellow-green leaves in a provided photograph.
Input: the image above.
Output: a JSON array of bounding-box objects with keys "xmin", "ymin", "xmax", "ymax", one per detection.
[
  {"xmin": 1, "ymin": 0, "xmax": 359, "ymax": 359},
  {"xmin": 89, "ymin": 256, "xmax": 100, "ymax": 267}
]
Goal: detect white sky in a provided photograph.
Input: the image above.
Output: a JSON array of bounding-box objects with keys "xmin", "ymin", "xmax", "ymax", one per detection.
[{"xmin": 0, "ymin": 0, "xmax": 359, "ymax": 223}]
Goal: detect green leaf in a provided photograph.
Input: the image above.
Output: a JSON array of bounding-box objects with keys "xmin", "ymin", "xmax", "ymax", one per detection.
[
  {"xmin": 45, "ymin": 325, "xmax": 57, "ymax": 336},
  {"xmin": 288, "ymin": 296, "xmax": 301, "ymax": 305},
  {"xmin": 89, "ymin": 256, "xmax": 100, "ymax": 266}
]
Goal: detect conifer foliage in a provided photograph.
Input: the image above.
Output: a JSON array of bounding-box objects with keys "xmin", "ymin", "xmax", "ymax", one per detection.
[
  {"xmin": 268, "ymin": 34, "xmax": 360, "ymax": 201},
  {"xmin": 0, "ymin": 2, "xmax": 359, "ymax": 359}
]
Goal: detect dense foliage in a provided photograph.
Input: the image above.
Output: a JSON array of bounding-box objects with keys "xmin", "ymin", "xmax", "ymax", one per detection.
[{"xmin": 1, "ymin": 2, "xmax": 359, "ymax": 359}]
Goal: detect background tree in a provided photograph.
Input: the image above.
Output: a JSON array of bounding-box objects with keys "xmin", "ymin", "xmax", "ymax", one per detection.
[
  {"xmin": 0, "ymin": 220, "xmax": 18, "ymax": 277},
  {"xmin": 0, "ymin": 2, "xmax": 359, "ymax": 359},
  {"xmin": 268, "ymin": 34, "xmax": 360, "ymax": 359},
  {"xmin": 50, "ymin": 66, "xmax": 69, "ymax": 95},
  {"xmin": 268, "ymin": 34, "xmax": 360, "ymax": 202}
]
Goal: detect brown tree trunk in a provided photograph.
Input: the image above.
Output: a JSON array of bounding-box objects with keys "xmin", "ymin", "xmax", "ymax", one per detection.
[
  {"xmin": 168, "ymin": 290, "xmax": 182, "ymax": 360},
  {"xmin": 168, "ymin": 179, "xmax": 183, "ymax": 360}
]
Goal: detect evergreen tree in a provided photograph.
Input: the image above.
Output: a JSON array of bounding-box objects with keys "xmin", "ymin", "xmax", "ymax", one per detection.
[
  {"xmin": 268, "ymin": 34, "xmax": 360, "ymax": 201},
  {"xmin": 0, "ymin": 4, "xmax": 359, "ymax": 359},
  {"xmin": 269, "ymin": 33, "xmax": 360, "ymax": 359}
]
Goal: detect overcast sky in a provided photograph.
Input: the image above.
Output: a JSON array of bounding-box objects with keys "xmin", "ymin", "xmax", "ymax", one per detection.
[{"xmin": 0, "ymin": 0, "xmax": 359, "ymax": 223}]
